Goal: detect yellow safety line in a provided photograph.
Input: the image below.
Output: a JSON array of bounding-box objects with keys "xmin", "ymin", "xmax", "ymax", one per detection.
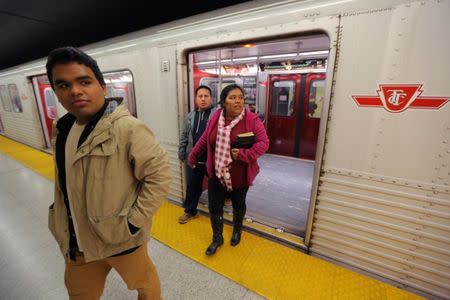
[{"xmin": 0, "ymin": 135, "xmax": 422, "ymax": 300}]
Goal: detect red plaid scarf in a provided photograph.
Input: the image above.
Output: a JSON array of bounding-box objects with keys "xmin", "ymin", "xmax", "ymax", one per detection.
[{"xmin": 214, "ymin": 109, "xmax": 245, "ymax": 191}]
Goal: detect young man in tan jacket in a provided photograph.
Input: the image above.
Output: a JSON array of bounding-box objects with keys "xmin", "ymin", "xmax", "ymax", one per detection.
[{"xmin": 46, "ymin": 47, "xmax": 171, "ymax": 300}]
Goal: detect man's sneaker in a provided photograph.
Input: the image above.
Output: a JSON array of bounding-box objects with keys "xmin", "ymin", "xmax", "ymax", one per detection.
[{"xmin": 178, "ymin": 213, "xmax": 197, "ymax": 224}]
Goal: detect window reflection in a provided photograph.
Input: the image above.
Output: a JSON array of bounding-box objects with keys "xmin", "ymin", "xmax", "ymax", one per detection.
[
  {"xmin": 308, "ymin": 80, "xmax": 325, "ymax": 118},
  {"xmin": 0, "ymin": 85, "xmax": 12, "ymax": 112},
  {"xmin": 8, "ymin": 84, "xmax": 23, "ymax": 113},
  {"xmin": 103, "ymin": 70, "xmax": 136, "ymax": 116},
  {"xmin": 271, "ymin": 81, "xmax": 295, "ymax": 116}
]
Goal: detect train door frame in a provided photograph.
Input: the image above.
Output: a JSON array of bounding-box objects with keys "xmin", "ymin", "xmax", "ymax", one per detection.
[
  {"xmin": 31, "ymin": 76, "xmax": 56, "ymax": 148},
  {"xmin": 181, "ymin": 49, "xmax": 336, "ymax": 247},
  {"xmin": 304, "ymin": 65, "xmax": 337, "ymax": 245},
  {"xmin": 176, "ymin": 29, "xmax": 338, "ymax": 249},
  {"xmin": 179, "ymin": 49, "xmax": 191, "ymax": 202}
]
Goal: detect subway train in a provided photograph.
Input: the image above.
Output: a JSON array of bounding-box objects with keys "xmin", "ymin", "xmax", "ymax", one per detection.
[{"xmin": 0, "ymin": 0, "xmax": 449, "ymax": 298}]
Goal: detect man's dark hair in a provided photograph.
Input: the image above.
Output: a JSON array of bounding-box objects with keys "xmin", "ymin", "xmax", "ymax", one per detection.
[
  {"xmin": 195, "ymin": 85, "xmax": 212, "ymax": 96},
  {"xmin": 46, "ymin": 46, "xmax": 105, "ymax": 89},
  {"xmin": 219, "ymin": 83, "xmax": 244, "ymax": 106}
]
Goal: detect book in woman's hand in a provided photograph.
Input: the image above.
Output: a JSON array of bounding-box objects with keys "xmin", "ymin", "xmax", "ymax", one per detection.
[{"xmin": 234, "ymin": 132, "xmax": 255, "ymax": 149}]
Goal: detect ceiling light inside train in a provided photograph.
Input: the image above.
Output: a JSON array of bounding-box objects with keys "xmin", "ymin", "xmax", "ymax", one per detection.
[
  {"xmin": 196, "ymin": 50, "xmax": 329, "ymax": 66},
  {"xmin": 196, "ymin": 59, "xmax": 232, "ymax": 65},
  {"xmin": 298, "ymin": 50, "xmax": 329, "ymax": 56},
  {"xmin": 233, "ymin": 56, "xmax": 257, "ymax": 62},
  {"xmin": 260, "ymin": 53, "xmax": 297, "ymax": 59}
]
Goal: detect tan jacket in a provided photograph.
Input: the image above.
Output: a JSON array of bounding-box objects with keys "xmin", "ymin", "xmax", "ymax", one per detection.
[{"xmin": 49, "ymin": 103, "xmax": 171, "ymax": 262}]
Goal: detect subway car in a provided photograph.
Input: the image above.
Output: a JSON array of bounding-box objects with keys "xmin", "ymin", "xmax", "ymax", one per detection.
[{"xmin": 0, "ymin": 0, "xmax": 449, "ymax": 298}]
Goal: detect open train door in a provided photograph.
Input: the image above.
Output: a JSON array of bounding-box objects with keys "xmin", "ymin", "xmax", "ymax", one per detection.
[
  {"xmin": 32, "ymin": 75, "xmax": 58, "ymax": 148},
  {"xmin": 266, "ymin": 74, "xmax": 301, "ymax": 157},
  {"xmin": 186, "ymin": 30, "xmax": 335, "ymax": 243}
]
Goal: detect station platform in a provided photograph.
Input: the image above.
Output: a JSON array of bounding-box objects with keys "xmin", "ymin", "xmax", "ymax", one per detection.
[{"xmin": 0, "ymin": 135, "xmax": 421, "ymax": 299}]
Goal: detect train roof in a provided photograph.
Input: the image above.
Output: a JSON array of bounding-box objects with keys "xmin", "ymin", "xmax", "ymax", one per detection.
[
  {"xmin": 0, "ymin": 0, "xmax": 422, "ymax": 75},
  {"xmin": 0, "ymin": 0, "xmax": 252, "ymax": 72}
]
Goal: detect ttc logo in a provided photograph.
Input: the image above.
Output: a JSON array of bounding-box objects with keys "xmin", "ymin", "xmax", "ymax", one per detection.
[{"xmin": 352, "ymin": 84, "xmax": 449, "ymax": 113}]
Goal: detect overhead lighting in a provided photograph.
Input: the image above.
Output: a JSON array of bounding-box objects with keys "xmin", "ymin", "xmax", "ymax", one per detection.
[
  {"xmin": 196, "ymin": 61, "xmax": 216, "ymax": 65},
  {"xmin": 233, "ymin": 56, "xmax": 257, "ymax": 61},
  {"xmin": 298, "ymin": 50, "xmax": 329, "ymax": 56},
  {"xmin": 260, "ymin": 53, "xmax": 297, "ymax": 59},
  {"xmin": 242, "ymin": 44, "xmax": 254, "ymax": 48},
  {"xmin": 196, "ymin": 59, "xmax": 233, "ymax": 65},
  {"xmin": 260, "ymin": 51, "xmax": 328, "ymax": 60},
  {"xmin": 263, "ymin": 66, "xmax": 326, "ymax": 73},
  {"xmin": 196, "ymin": 51, "xmax": 329, "ymax": 66}
]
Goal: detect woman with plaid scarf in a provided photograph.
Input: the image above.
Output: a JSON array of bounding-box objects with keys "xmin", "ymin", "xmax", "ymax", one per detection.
[{"xmin": 188, "ymin": 84, "xmax": 269, "ymax": 256}]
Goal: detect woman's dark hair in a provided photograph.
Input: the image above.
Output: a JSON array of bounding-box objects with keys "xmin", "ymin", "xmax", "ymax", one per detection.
[
  {"xmin": 219, "ymin": 83, "xmax": 245, "ymax": 106},
  {"xmin": 195, "ymin": 85, "xmax": 212, "ymax": 96},
  {"xmin": 46, "ymin": 46, "xmax": 105, "ymax": 89}
]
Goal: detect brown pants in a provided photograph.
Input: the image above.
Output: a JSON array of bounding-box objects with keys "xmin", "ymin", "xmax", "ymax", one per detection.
[{"xmin": 64, "ymin": 243, "xmax": 161, "ymax": 300}]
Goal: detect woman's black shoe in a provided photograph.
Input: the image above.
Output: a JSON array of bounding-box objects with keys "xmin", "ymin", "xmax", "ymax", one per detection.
[
  {"xmin": 230, "ymin": 230, "xmax": 241, "ymax": 246},
  {"xmin": 205, "ymin": 237, "xmax": 224, "ymax": 256}
]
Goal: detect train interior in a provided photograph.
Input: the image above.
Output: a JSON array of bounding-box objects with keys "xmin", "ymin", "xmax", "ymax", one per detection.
[{"xmin": 188, "ymin": 33, "xmax": 330, "ymax": 240}]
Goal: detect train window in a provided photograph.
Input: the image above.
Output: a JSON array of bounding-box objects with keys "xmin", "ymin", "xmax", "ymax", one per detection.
[
  {"xmin": 44, "ymin": 88, "xmax": 57, "ymax": 119},
  {"xmin": 242, "ymin": 76, "xmax": 257, "ymax": 104},
  {"xmin": 308, "ymin": 80, "xmax": 325, "ymax": 118},
  {"xmin": 271, "ymin": 81, "xmax": 296, "ymax": 116},
  {"xmin": 8, "ymin": 84, "xmax": 23, "ymax": 113},
  {"xmin": 103, "ymin": 70, "xmax": 136, "ymax": 117},
  {"xmin": 0, "ymin": 85, "xmax": 12, "ymax": 112}
]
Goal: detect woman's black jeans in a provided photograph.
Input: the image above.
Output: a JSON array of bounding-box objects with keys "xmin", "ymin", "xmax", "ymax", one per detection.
[{"xmin": 208, "ymin": 177, "xmax": 249, "ymax": 216}]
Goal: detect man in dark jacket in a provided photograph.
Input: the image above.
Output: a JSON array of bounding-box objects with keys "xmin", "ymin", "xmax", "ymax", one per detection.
[{"xmin": 178, "ymin": 85, "xmax": 215, "ymax": 223}]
